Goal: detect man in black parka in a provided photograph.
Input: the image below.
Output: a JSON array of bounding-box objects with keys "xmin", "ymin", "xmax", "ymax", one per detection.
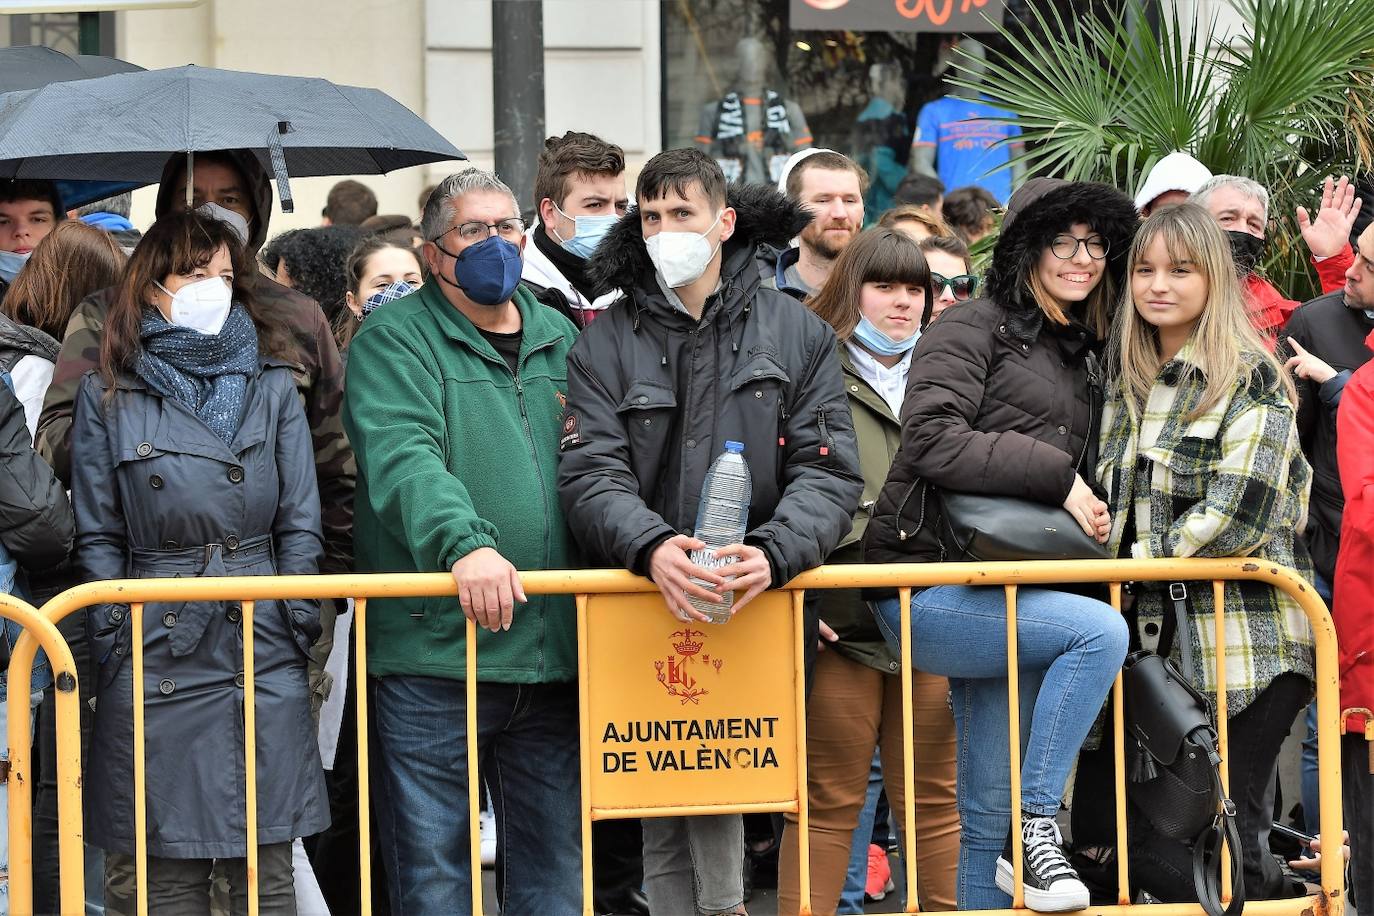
[{"xmin": 558, "ymin": 147, "xmax": 862, "ymax": 916}]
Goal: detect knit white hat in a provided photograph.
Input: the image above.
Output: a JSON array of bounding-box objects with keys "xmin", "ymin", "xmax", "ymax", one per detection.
[
  {"xmin": 775, "ymin": 147, "xmax": 838, "ymax": 194},
  {"xmin": 1133, "ymin": 152, "xmax": 1213, "ymax": 211}
]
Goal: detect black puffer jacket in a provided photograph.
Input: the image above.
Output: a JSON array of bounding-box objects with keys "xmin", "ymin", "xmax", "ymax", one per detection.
[
  {"xmin": 0, "ymin": 380, "xmax": 71, "ymax": 573},
  {"xmin": 863, "ymin": 179, "xmax": 1138, "ymax": 569},
  {"xmin": 1280, "ymin": 291, "xmax": 1374, "ymax": 583},
  {"xmin": 559, "ymin": 184, "xmax": 864, "ymax": 586}
]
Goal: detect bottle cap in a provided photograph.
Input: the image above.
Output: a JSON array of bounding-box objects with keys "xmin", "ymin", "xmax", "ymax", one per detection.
[{"xmin": 724, "ymin": 440, "xmax": 745, "ymax": 454}]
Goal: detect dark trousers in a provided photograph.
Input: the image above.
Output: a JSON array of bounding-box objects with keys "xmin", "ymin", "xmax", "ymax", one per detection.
[
  {"xmin": 1344, "ymin": 732, "xmax": 1373, "ymax": 911},
  {"xmin": 1073, "ymin": 673, "xmax": 1311, "ymax": 902},
  {"xmin": 103, "ymin": 843, "xmax": 295, "ymax": 916}
]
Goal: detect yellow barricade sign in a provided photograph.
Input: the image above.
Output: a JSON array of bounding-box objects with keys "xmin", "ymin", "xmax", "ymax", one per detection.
[{"xmin": 580, "ymin": 591, "xmax": 802, "ymax": 815}]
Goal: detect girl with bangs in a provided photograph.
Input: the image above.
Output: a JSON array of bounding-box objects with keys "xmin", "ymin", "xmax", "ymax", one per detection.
[
  {"xmin": 72, "ymin": 210, "xmax": 328, "ymax": 914},
  {"xmin": 778, "ymin": 228, "xmax": 959, "ymax": 915},
  {"xmin": 1082, "ymin": 202, "xmax": 1315, "ymax": 901}
]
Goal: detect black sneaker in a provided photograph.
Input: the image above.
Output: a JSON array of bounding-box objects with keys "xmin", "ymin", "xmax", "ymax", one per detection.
[{"xmin": 996, "ymin": 816, "xmax": 1090, "ymax": 912}]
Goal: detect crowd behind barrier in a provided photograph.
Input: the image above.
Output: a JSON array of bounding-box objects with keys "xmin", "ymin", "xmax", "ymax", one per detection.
[{"xmin": 0, "ymin": 80, "xmax": 1368, "ymax": 916}]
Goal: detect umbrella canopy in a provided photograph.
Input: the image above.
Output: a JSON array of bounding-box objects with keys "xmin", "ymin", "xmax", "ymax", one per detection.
[
  {"xmin": 0, "ymin": 46, "xmax": 147, "ymax": 209},
  {"xmin": 0, "ymin": 45, "xmax": 143, "ymax": 93},
  {"xmin": 0, "ymin": 64, "xmax": 465, "ymax": 211}
]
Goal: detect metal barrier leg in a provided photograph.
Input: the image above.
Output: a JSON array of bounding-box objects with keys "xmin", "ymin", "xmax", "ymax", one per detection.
[
  {"xmin": 131, "ymin": 602, "xmax": 149, "ymax": 916},
  {"xmin": 1109, "ymin": 583, "xmax": 1131, "ymax": 906},
  {"xmin": 898, "ymin": 586, "xmax": 918, "ymax": 914},
  {"xmin": 1004, "ymin": 585, "xmax": 1024, "ymax": 910},
  {"xmin": 1211, "ymin": 582, "xmax": 1231, "ymax": 903},
  {"xmin": 354, "ymin": 598, "xmax": 372, "ymax": 916},
  {"xmin": 792, "ymin": 590, "xmax": 812, "ymax": 916},
  {"xmin": 4, "ymin": 597, "xmax": 84, "ymax": 916},
  {"xmin": 467, "ymin": 618, "xmax": 482, "ymax": 916},
  {"xmin": 243, "ymin": 601, "xmax": 260, "ymax": 916},
  {"xmin": 577, "ymin": 595, "xmax": 594, "ymax": 916}
]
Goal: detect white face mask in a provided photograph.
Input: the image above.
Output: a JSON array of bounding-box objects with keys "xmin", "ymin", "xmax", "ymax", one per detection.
[
  {"xmin": 645, "ymin": 210, "xmax": 724, "ymax": 289},
  {"xmin": 156, "ymin": 276, "xmax": 233, "ymax": 336}
]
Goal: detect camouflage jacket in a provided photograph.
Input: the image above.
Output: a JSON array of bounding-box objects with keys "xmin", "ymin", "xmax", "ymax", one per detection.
[{"xmin": 37, "ymin": 281, "xmax": 355, "ymax": 574}]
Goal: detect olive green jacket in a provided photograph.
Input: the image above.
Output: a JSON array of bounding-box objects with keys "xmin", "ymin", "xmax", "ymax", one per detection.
[{"xmin": 823, "ymin": 348, "xmax": 904, "ymax": 675}]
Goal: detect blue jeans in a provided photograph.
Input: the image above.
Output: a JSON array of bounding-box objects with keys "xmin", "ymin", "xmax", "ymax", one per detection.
[
  {"xmin": 838, "ymin": 750, "xmax": 885, "ymax": 914},
  {"xmin": 873, "ymin": 586, "xmax": 1128, "ymax": 909},
  {"xmin": 371, "ymin": 676, "xmax": 582, "ymax": 916}
]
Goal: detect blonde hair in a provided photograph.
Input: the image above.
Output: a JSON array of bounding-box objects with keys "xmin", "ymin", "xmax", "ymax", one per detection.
[
  {"xmin": 1110, "ymin": 203, "xmax": 1295, "ymax": 419},
  {"xmin": 877, "ymin": 205, "xmax": 954, "ymax": 240}
]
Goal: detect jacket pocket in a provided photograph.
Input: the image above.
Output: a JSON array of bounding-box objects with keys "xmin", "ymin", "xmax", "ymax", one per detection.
[
  {"xmin": 278, "ymin": 598, "xmax": 321, "ymax": 660},
  {"xmin": 616, "ymin": 381, "xmax": 678, "ymax": 488},
  {"xmin": 1144, "ymin": 435, "xmax": 1220, "ymax": 479},
  {"xmin": 727, "ymin": 354, "xmax": 790, "ymax": 475}
]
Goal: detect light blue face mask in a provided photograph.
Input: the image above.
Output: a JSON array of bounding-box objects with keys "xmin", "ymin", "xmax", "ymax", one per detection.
[
  {"xmin": 1364, "ymin": 309, "xmax": 1374, "ymax": 321},
  {"xmin": 552, "ymin": 204, "xmax": 618, "ymax": 260},
  {"xmin": 852, "ymin": 315, "xmax": 919, "ymax": 358},
  {"xmin": 0, "ymin": 249, "xmax": 30, "ymax": 284}
]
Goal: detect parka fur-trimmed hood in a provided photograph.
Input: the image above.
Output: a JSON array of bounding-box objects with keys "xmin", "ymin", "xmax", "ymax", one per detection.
[
  {"xmin": 586, "ymin": 182, "xmax": 813, "ymax": 297},
  {"xmin": 985, "ymin": 178, "xmax": 1138, "ymax": 343}
]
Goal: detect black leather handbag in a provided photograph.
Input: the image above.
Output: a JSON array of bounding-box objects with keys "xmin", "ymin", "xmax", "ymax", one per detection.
[
  {"xmin": 936, "ymin": 490, "xmax": 1111, "ymax": 562},
  {"xmin": 935, "ymin": 352, "xmax": 1110, "ymax": 562},
  {"xmin": 1122, "ymin": 648, "xmax": 1244, "ymax": 916}
]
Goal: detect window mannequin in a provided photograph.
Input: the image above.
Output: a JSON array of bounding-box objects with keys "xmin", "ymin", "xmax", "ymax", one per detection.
[
  {"xmin": 696, "ymin": 37, "xmax": 813, "ymax": 186},
  {"xmin": 850, "ymin": 62, "xmax": 911, "ymax": 222}
]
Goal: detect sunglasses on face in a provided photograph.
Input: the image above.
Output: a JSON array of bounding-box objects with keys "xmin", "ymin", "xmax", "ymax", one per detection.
[{"xmin": 931, "ymin": 272, "xmax": 978, "ymax": 300}]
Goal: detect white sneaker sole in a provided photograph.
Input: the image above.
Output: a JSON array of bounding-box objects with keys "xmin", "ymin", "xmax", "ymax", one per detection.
[{"xmin": 995, "ymin": 857, "xmax": 1089, "ymax": 912}]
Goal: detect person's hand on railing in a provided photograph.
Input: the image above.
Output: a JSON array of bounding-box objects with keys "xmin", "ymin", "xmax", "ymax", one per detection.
[
  {"xmin": 648, "ymin": 534, "xmax": 728, "ymax": 623},
  {"xmin": 1063, "ymin": 473, "xmax": 1112, "ymax": 543},
  {"xmin": 451, "ymin": 546, "xmax": 527, "ymax": 633},
  {"xmin": 712, "ymin": 544, "xmax": 772, "ymax": 614}
]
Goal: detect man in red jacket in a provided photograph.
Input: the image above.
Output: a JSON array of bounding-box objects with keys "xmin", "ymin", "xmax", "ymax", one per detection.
[
  {"xmin": 1333, "ymin": 328, "xmax": 1374, "ymax": 910},
  {"xmin": 1193, "ymin": 174, "xmax": 1358, "ymax": 342}
]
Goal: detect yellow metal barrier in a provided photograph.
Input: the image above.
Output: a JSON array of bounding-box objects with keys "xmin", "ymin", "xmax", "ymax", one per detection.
[
  {"xmin": 2, "ymin": 593, "xmax": 88, "ymax": 916},
  {"xmin": 6, "ymin": 558, "xmax": 1344, "ymax": 916}
]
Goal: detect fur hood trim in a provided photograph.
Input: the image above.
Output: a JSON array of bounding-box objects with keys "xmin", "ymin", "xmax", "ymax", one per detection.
[
  {"xmin": 587, "ymin": 182, "xmax": 812, "ymax": 296},
  {"xmin": 985, "ymin": 179, "xmax": 1139, "ymax": 343}
]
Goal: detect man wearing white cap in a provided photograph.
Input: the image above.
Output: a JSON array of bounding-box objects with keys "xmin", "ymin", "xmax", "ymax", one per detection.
[
  {"xmin": 1133, "ymin": 151, "xmax": 1213, "ymax": 216},
  {"xmin": 766, "ymin": 148, "xmax": 868, "ymax": 299}
]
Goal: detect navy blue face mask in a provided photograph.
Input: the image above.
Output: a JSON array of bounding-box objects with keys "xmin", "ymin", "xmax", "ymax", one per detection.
[{"xmin": 435, "ymin": 235, "xmax": 523, "ymax": 306}]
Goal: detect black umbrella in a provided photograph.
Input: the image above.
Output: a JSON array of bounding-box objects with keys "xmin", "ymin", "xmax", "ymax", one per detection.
[
  {"xmin": 0, "ymin": 46, "xmax": 146, "ymax": 208},
  {"xmin": 0, "ymin": 64, "xmax": 465, "ymax": 212},
  {"xmin": 0, "ymin": 45, "xmax": 142, "ymax": 92}
]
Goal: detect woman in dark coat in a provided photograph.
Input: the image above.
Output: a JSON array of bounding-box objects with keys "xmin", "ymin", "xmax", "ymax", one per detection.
[
  {"xmin": 863, "ymin": 179, "xmax": 1138, "ymax": 912},
  {"xmin": 71, "ymin": 211, "xmax": 327, "ymax": 915}
]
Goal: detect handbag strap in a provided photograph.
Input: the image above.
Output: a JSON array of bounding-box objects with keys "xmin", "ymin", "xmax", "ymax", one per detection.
[
  {"xmin": 1191, "ymin": 744, "xmax": 1246, "ymax": 916},
  {"xmin": 1081, "ymin": 351, "xmax": 1102, "ymax": 475}
]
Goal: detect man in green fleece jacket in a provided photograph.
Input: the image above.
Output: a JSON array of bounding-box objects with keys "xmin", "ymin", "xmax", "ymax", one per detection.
[{"xmin": 343, "ymin": 168, "xmax": 581, "ymax": 915}]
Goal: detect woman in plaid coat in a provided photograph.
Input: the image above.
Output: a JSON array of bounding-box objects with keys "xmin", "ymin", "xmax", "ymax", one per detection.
[{"xmin": 1091, "ymin": 203, "xmax": 1314, "ymax": 900}]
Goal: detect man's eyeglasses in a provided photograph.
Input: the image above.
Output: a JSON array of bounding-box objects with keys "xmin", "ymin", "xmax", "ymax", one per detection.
[
  {"xmin": 932, "ymin": 272, "xmax": 978, "ymax": 301},
  {"xmin": 1050, "ymin": 235, "xmax": 1109, "ymax": 260},
  {"xmin": 436, "ymin": 218, "xmax": 527, "ymax": 245}
]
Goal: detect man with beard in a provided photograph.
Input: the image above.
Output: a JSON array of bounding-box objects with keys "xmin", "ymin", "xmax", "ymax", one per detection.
[{"xmin": 767, "ymin": 149, "xmax": 867, "ymax": 299}]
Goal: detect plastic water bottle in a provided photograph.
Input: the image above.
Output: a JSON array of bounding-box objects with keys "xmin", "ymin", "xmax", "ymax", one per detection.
[{"xmin": 688, "ymin": 441, "xmax": 752, "ymax": 625}]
